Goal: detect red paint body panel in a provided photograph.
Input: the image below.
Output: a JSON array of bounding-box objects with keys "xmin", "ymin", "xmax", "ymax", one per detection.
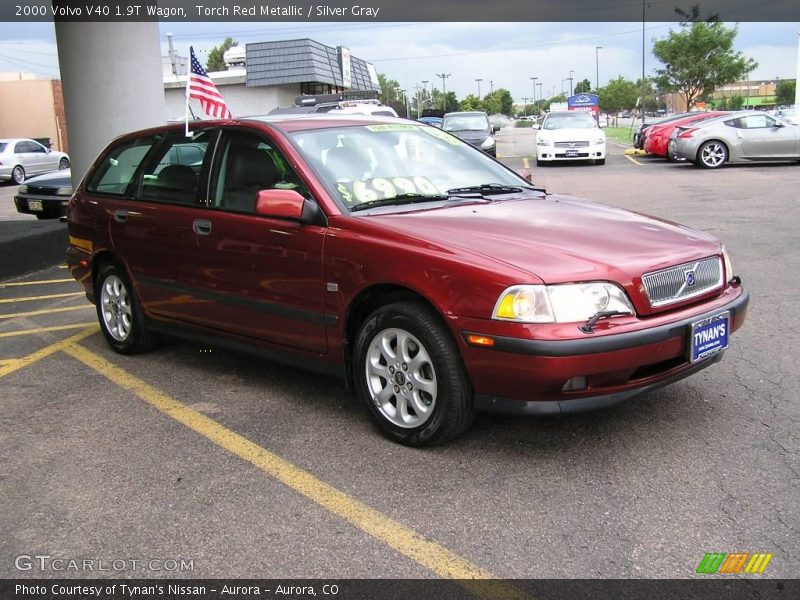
[
  {"xmin": 644, "ymin": 112, "xmax": 727, "ymax": 156},
  {"xmin": 66, "ymin": 115, "xmax": 748, "ymax": 412}
]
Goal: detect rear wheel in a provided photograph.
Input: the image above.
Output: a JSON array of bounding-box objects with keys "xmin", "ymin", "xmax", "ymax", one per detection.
[
  {"xmin": 697, "ymin": 141, "xmax": 728, "ymax": 169},
  {"xmin": 353, "ymin": 302, "xmax": 474, "ymax": 446},
  {"xmin": 12, "ymin": 165, "xmax": 25, "ymax": 184},
  {"xmin": 95, "ymin": 263, "xmax": 158, "ymax": 354}
]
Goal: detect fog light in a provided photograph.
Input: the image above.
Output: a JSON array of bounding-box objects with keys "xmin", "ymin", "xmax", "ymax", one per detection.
[{"xmin": 561, "ymin": 376, "xmax": 588, "ymax": 392}]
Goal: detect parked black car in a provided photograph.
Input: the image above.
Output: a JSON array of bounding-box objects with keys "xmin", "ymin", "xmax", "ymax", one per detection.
[
  {"xmin": 441, "ymin": 111, "xmax": 500, "ymax": 157},
  {"xmin": 14, "ymin": 169, "xmax": 72, "ymax": 219}
]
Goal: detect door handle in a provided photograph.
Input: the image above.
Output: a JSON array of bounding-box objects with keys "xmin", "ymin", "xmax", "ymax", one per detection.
[
  {"xmin": 114, "ymin": 209, "xmax": 129, "ymax": 223},
  {"xmin": 193, "ymin": 219, "xmax": 212, "ymax": 235}
]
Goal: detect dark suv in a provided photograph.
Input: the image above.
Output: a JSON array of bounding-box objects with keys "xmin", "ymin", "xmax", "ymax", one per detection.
[{"xmin": 441, "ymin": 111, "xmax": 500, "ymax": 156}]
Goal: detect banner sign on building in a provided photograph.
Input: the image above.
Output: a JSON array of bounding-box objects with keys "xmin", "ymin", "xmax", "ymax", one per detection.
[{"xmin": 339, "ymin": 46, "xmax": 352, "ymax": 89}]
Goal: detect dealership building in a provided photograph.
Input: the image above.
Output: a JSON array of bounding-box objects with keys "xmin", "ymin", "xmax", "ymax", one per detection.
[{"xmin": 163, "ymin": 38, "xmax": 381, "ymax": 119}]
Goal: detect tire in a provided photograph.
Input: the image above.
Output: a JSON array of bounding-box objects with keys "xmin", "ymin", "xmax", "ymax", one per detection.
[
  {"xmin": 353, "ymin": 301, "xmax": 474, "ymax": 446},
  {"xmin": 594, "ymin": 158, "xmax": 606, "ymax": 165},
  {"xmin": 95, "ymin": 263, "xmax": 158, "ymax": 354},
  {"xmin": 12, "ymin": 165, "xmax": 25, "ymax": 184},
  {"xmin": 58, "ymin": 157, "xmax": 70, "ymax": 170},
  {"xmin": 697, "ymin": 140, "xmax": 728, "ymax": 169},
  {"xmin": 536, "ymin": 159, "xmax": 545, "ymax": 167}
]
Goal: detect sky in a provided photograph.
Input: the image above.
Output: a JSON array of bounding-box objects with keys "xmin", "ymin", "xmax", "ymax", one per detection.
[{"xmin": 0, "ymin": 21, "xmax": 798, "ymax": 103}]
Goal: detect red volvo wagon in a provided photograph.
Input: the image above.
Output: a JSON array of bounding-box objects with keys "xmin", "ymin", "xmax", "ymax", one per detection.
[{"xmin": 67, "ymin": 115, "xmax": 748, "ymax": 445}]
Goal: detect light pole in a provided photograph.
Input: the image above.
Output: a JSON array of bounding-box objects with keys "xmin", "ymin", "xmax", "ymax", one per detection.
[
  {"xmin": 531, "ymin": 76, "xmax": 538, "ymax": 108},
  {"xmin": 595, "ymin": 46, "xmax": 602, "ymax": 93},
  {"xmin": 437, "ymin": 73, "xmax": 451, "ymax": 112},
  {"xmin": 489, "ymin": 80, "xmax": 494, "ymax": 94},
  {"xmin": 475, "ymin": 78, "xmax": 483, "ymax": 98},
  {"xmin": 568, "ymin": 70, "xmax": 574, "ymax": 97},
  {"xmin": 537, "ymin": 82, "xmax": 543, "ymax": 107},
  {"xmin": 561, "ymin": 79, "xmax": 567, "ymax": 95},
  {"xmin": 400, "ymin": 89, "xmax": 409, "ymax": 118},
  {"xmin": 521, "ymin": 97, "xmax": 528, "ymax": 116}
]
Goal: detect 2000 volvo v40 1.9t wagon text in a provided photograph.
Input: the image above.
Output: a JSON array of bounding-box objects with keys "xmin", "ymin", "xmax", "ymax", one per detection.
[{"xmin": 67, "ymin": 114, "xmax": 748, "ymax": 446}]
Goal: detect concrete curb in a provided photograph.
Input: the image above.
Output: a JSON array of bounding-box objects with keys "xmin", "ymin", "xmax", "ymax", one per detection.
[{"xmin": 0, "ymin": 221, "xmax": 68, "ymax": 281}]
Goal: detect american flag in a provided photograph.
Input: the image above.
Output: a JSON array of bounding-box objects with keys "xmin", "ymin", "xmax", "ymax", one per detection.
[{"xmin": 188, "ymin": 46, "xmax": 232, "ymax": 119}]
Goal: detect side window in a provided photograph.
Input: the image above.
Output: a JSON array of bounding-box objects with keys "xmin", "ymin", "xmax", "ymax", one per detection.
[
  {"xmin": 14, "ymin": 142, "xmax": 28, "ymax": 153},
  {"xmin": 140, "ymin": 132, "xmax": 212, "ymax": 205},
  {"xmin": 739, "ymin": 114, "xmax": 773, "ymax": 129},
  {"xmin": 86, "ymin": 137, "xmax": 157, "ymax": 196},
  {"xmin": 28, "ymin": 141, "xmax": 47, "ymax": 153},
  {"xmin": 211, "ymin": 132, "xmax": 305, "ymax": 213}
]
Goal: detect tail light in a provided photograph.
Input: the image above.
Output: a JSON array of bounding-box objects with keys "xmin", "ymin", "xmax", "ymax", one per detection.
[{"xmin": 679, "ymin": 128, "xmax": 698, "ymax": 139}]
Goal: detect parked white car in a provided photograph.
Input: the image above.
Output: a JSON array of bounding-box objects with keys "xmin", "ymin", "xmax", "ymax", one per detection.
[
  {"xmin": 0, "ymin": 138, "xmax": 70, "ymax": 184},
  {"xmin": 535, "ymin": 111, "xmax": 606, "ymax": 166}
]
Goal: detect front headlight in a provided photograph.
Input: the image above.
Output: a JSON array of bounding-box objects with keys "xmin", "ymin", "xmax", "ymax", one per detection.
[
  {"xmin": 493, "ymin": 283, "xmax": 634, "ymax": 323},
  {"xmin": 481, "ymin": 136, "xmax": 496, "ymax": 149},
  {"xmin": 18, "ymin": 185, "xmax": 28, "ymax": 194},
  {"xmin": 722, "ymin": 246, "xmax": 733, "ymax": 282},
  {"xmin": 55, "ymin": 187, "xmax": 73, "ymax": 196}
]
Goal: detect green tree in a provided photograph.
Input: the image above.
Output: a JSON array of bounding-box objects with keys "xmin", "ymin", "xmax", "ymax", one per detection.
[
  {"xmin": 377, "ymin": 73, "xmax": 401, "ymax": 105},
  {"xmin": 460, "ymin": 94, "xmax": 484, "ymax": 111},
  {"xmin": 729, "ymin": 95, "xmax": 744, "ymax": 110},
  {"xmin": 652, "ymin": 20, "xmax": 757, "ymax": 111},
  {"xmin": 597, "ymin": 77, "xmax": 638, "ymax": 115},
  {"xmin": 574, "ymin": 79, "xmax": 592, "ymax": 94},
  {"xmin": 775, "ymin": 79, "xmax": 796, "ymax": 107},
  {"xmin": 483, "ymin": 89, "xmax": 514, "ymax": 116},
  {"xmin": 206, "ymin": 37, "xmax": 237, "ymax": 72}
]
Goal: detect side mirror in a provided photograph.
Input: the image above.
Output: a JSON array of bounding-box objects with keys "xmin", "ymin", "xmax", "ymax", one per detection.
[
  {"xmin": 255, "ymin": 189, "xmax": 305, "ymax": 220},
  {"xmin": 492, "ymin": 125, "xmax": 501, "ymax": 133},
  {"xmin": 774, "ymin": 121, "xmax": 784, "ymax": 128}
]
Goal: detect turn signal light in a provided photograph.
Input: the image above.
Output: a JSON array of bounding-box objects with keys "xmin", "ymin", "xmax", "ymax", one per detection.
[{"xmin": 466, "ymin": 334, "xmax": 495, "ymax": 347}]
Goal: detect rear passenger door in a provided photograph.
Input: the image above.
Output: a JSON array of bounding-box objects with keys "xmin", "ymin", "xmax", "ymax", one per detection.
[{"xmin": 105, "ymin": 129, "xmax": 219, "ymax": 320}]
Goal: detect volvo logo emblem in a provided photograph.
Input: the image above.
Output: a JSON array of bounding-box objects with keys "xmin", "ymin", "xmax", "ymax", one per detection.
[{"xmin": 685, "ymin": 270, "xmax": 697, "ymax": 286}]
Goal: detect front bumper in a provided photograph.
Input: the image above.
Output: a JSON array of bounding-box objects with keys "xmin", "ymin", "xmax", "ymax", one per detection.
[
  {"xmin": 455, "ymin": 286, "xmax": 748, "ymax": 415},
  {"xmin": 537, "ymin": 143, "xmax": 606, "ymax": 162},
  {"xmin": 14, "ymin": 193, "xmax": 70, "ymax": 217}
]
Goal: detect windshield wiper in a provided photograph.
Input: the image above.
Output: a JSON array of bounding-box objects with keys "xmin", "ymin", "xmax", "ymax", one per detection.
[
  {"xmin": 349, "ymin": 193, "xmax": 453, "ymax": 212},
  {"xmin": 446, "ymin": 183, "xmax": 544, "ymax": 196}
]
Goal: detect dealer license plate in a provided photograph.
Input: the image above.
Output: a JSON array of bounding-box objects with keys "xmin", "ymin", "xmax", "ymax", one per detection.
[
  {"xmin": 689, "ymin": 311, "xmax": 730, "ymax": 363},
  {"xmin": 28, "ymin": 200, "xmax": 43, "ymax": 212},
  {"xmin": 565, "ymin": 149, "xmax": 579, "ymax": 157}
]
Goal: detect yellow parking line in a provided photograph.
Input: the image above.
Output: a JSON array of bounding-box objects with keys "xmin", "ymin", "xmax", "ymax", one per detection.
[
  {"xmin": 0, "ymin": 326, "xmax": 98, "ymax": 379},
  {"xmin": 625, "ymin": 155, "xmax": 643, "ymax": 166},
  {"xmin": 522, "ymin": 157, "xmax": 530, "ymax": 169},
  {"xmin": 62, "ymin": 342, "xmax": 528, "ymax": 599},
  {"xmin": 0, "ymin": 291, "xmax": 85, "ymax": 304},
  {"xmin": 0, "ymin": 322, "xmax": 97, "ymax": 339},
  {"xmin": 0, "ymin": 305, "xmax": 93, "ymax": 319},
  {"xmin": 0, "ymin": 278, "xmax": 76, "ymax": 287}
]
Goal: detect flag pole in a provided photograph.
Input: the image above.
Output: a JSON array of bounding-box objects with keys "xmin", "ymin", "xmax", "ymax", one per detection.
[{"xmin": 185, "ymin": 46, "xmax": 192, "ymax": 138}]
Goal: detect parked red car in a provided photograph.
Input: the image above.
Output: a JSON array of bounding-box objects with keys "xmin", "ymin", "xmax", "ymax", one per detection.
[
  {"xmin": 644, "ymin": 112, "xmax": 727, "ymax": 159},
  {"xmin": 67, "ymin": 115, "xmax": 748, "ymax": 445}
]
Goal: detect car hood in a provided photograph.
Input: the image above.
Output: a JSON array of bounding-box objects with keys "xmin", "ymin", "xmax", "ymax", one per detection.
[
  {"xmin": 23, "ymin": 169, "xmax": 72, "ymax": 187},
  {"xmin": 537, "ymin": 128, "xmax": 603, "ymax": 141},
  {"xmin": 446, "ymin": 130, "xmax": 491, "ymax": 144},
  {"xmin": 366, "ymin": 194, "xmax": 720, "ymax": 289}
]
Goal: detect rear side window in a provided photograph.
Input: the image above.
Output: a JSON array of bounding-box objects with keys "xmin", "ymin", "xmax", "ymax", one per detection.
[
  {"xmin": 87, "ymin": 137, "xmax": 157, "ymax": 196},
  {"xmin": 140, "ymin": 132, "xmax": 212, "ymax": 205},
  {"xmin": 0, "ymin": 143, "xmax": 6, "ymax": 152}
]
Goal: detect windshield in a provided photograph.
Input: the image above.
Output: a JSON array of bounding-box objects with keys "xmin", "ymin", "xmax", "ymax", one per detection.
[
  {"xmin": 543, "ymin": 113, "xmax": 597, "ymax": 130},
  {"xmin": 289, "ymin": 124, "xmax": 527, "ymax": 210},
  {"xmin": 442, "ymin": 114, "xmax": 489, "ymax": 132}
]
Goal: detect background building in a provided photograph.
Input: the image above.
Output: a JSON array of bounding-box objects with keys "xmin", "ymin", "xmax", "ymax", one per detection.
[
  {"xmin": 0, "ymin": 73, "xmax": 68, "ymax": 152},
  {"xmin": 163, "ymin": 38, "xmax": 380, "ymax": 119}
]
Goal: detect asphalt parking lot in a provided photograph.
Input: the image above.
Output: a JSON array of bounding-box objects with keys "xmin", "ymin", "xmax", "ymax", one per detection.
[{"xmin": 1, "ymin": 131, "xmax": 798, "ymax": 582}]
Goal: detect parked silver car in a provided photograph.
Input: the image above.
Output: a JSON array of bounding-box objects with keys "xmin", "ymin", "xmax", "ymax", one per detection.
[
  {"xmin": 672, "ymin": 111, "xmax": 800, "ymax": 169},
  {"xmin": 0, "ymin": 138, "xmax": 70, "ymax": 184}
]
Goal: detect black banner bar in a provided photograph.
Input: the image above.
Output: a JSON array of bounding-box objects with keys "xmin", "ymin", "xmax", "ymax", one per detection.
[
  {"xmin": 3, "ymin": 0, "xmax": 800, "ymax": 22},
  {"xmin": 2, "ymin": 579, "xmax": 798, "ymax": 600}
]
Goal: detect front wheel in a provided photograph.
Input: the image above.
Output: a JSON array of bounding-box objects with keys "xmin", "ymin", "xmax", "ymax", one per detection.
[
  {"xmin": 594, "ymin": 158, "xmax": 606, "ymax": 165},
  {"xmin": 95, "ymin": 263, "xmax": 158, "ymax": 354},
  {"xmin": 353, "ymin": 302, "xmax": 474, "ymax": 446},
  {"xmin": 697, "ymin": 141, "xmax": 728, "ymax": 169},
  {"xmin": 58, "ymin": 157, "xmax": 70, "ymax": 170}
]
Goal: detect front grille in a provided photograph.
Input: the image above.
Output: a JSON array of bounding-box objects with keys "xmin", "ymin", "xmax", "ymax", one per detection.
[
  {"xmin": 642, "ymin": 256, "xmax": 723, "ymax": 307},
  {"xmin": 25, "ymin": 187, "xmax": 62, "ymax": 196},
  {"xmin": 554, "ymin": 141, "xmax": 590, "ymax": 148}
]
